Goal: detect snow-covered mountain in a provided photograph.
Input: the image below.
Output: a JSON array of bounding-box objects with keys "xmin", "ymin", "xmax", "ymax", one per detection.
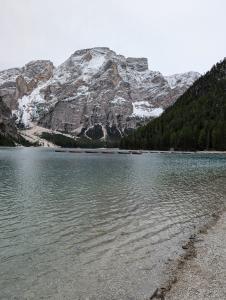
[
  {"xmin": 0, "ymin": 47, "xmax": 200, "ymax": 141},
  {"xmin": 165, "ymin": 71, "xmax": 200, "ymax": 94},
  {"xmin": 0, "ymin": 60, "xmax": 54, "ymax": 111}
]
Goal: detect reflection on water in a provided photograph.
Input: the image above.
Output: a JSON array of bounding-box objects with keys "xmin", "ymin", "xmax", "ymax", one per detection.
[{"xmin": 0, "ymin": 148, "xmax": 226, "ymax": 299}]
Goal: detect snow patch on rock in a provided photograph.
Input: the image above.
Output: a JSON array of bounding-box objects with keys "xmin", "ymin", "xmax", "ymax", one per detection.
[
  {"xmin": 111, "ymin": 96, "xmax": 127, "ymax": 105},
  {"xmin": 0, "ymin": 68, "xmax": 21, "ymax": 86},
  {"xmin": 132, "ymin": 101, "xmax": 163, "ymax": 118},
  {"xmin": 14, "ymin": 80, "xmax": 55, "ymax": 128},
  {"xmin": 165, "ymin": 71, "xmax": 200, "ymax": 89}
]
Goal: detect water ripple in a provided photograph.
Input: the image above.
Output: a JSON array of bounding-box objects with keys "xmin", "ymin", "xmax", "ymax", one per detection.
[{"xmin": 0, "ymin": 149, "xmax": 226, "ymax": 299}]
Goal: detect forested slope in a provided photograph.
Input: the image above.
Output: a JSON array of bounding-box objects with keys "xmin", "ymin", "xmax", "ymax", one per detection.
[{"xmin": 121, "ymin": 59, "xmax": 226, "ymax": 151}]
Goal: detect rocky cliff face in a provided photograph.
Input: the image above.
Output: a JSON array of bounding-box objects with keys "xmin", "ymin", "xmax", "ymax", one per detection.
[
  {"xmin": 165, "ymin": 71, "xmax": 201, "ymax": 98},
  {"xmin": 0, "ymin": 48, "xmax": 200, "ymax": 141},
  {"xmin": 0, "ymin": 60, "xmax": 54, "ymax": 110},
  {"xmin": 0, "ymin": 96, "xmax": 19, "ymax": 145}
]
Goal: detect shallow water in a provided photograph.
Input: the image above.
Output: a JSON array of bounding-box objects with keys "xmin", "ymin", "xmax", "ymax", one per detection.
[{"xmin": 0, "ymin": 148, "xmax": 226, "ymax": 299}]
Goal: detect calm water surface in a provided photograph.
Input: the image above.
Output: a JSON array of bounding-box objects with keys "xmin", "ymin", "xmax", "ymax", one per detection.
[{"xmin": 0, "ymin": 148, "xmax": 226, "ymax": 299}]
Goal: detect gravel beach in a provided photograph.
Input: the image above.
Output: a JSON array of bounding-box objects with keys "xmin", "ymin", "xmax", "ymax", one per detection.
[{"xmin": 164, "ymin": 212, "xmax": 226, "ymax": 300}]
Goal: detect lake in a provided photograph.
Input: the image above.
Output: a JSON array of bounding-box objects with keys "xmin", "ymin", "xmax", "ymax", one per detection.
[{"xmin": 0, "ymin": 148, "xmax": 226, "ymax": 299}]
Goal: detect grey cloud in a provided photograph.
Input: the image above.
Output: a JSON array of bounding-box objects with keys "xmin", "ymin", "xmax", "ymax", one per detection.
[{"xmin": 0, "ymin": 0, "xmax": 225, "ymax": 75}]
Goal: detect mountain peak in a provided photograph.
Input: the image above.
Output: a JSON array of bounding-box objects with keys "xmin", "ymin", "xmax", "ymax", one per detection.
[{"xmin": 0, "ymin": 47, "xmax": 200, "ymax": 141}]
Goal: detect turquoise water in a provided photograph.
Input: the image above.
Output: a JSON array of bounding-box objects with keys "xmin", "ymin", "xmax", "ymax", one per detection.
[{"xmin": 0, "ymin": 148, "xmax": 226, "ymax": 299}]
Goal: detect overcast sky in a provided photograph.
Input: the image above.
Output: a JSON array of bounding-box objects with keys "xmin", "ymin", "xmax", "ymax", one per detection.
[{"xmin": 0, "ymin": 0, "xmax": 225, "ymax": 75}]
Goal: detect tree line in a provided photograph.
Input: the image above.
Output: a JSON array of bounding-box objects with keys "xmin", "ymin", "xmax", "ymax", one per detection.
[{"xmin": 120, "ymin": 59, "xmax": 226, "ymax": 151}]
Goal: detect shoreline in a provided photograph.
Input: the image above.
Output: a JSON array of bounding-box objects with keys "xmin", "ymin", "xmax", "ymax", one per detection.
[
  {"xmin": 1, "ymin": 142, "xmax": 226, "ymax": 155},
  {"xmin": 150, "ymin": 208, "xmax": 226, "ymax": 300}
]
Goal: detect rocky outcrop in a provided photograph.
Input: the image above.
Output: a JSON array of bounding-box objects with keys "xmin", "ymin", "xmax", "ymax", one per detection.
[
  {"xmin": 0, "ymin": 48, "xmax": 200, "ymax": 141},
  {"xmin": 0, "ymin": 60, "xmax": 54, "ymax": 110},
  {"xmin": 165, "ymin": 71, "xmax": 201, "ymax": 101},
  {"xmin": 0, "ymin": 96, "xmax": 19, "ymax": 145},
  {"xmin": 126, "ymin": 57, "xmax": 148, "ymax": 71}
]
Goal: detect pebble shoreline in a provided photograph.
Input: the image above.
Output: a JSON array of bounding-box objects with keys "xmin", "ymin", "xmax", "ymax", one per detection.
[{"xmin": 150, "ymin": 210, "xmax": 226, "ymax": 300}]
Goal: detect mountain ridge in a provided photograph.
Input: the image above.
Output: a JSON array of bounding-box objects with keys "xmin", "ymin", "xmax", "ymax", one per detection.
[{"xmin": 0, "ymin": 47, "xmax": 200, "ymax": 143}]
